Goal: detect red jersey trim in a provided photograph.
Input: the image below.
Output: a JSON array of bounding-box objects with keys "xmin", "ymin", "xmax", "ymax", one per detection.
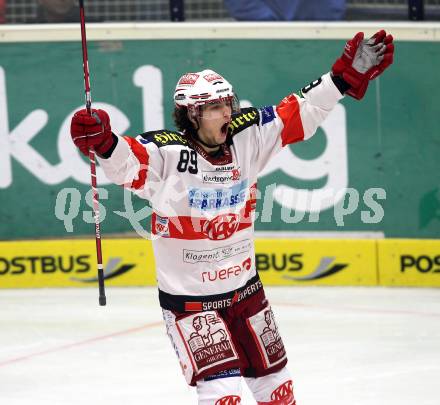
[
  {"xmin": 276, "ymin": 94, "xmax": 305, "ymax": 146},
  {"xmin": 152, "ymin": 187, "xmax": 257, "ymax": 240},
  {"xmin": 123, "ymin": 136, "xmax": 149, "ymax": 189},
  {"xmin": 152, "ymin": 211, "xmax": 253, "ymax": 240}
]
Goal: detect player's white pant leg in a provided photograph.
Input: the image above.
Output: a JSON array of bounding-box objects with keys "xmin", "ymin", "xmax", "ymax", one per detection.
[
  {"xmin": 244, "ymin": 367, "xmax": 296, "ymax": 404},
  {"xmin": 197, "ymin": 375, "xmax": 242, "ymax": 405}
]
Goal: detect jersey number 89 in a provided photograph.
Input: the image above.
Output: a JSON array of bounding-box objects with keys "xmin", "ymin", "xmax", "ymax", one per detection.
[{"xmin": 177, "ymin": 149, "xmax": 198, "ymax": 174}]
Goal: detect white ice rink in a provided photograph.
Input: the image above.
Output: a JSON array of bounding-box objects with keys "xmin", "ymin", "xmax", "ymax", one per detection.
[{"xmin": 1, "ymin": 287, "xmax": 439, "ymax": 405}]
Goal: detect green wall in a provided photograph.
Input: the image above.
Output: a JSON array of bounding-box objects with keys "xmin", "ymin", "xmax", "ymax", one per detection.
[{"xmin": 0, "ymin": 39, "xmax": 439, "ymax": 239}]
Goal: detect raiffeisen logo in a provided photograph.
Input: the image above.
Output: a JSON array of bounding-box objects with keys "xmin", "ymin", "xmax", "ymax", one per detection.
[
  {"xmin": 70, "ymin": 258, "xmax": 135, "ymax": 283},
  {"xmin": 282, "ymin": 257, "xmax": 348, "ymax": 281}
]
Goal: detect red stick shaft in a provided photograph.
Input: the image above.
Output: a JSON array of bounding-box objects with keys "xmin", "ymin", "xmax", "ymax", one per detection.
[
  {"xmin": 79, "ymin": 0, "xmax": 91, "ymax": 112},
  {"xmin": 79, "ymin": 0, "xmax": 106, "ymax": 306}
]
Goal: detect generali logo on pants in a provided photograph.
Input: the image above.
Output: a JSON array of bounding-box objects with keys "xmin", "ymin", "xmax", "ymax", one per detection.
[
  {"xmin": 189, "ymin": 313, "xmax": 235, "ymax": 369},
  {"xmin": 247, "ymin": 307, "xmax": 287, "ymax": 369},
  {"xmin": 176, "ymin": 312, "xmax": 239, "ymax": 374}
]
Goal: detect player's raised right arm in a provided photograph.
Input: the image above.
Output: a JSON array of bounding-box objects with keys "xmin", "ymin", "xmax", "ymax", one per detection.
[{"xmin": 70, "ymin": 108, "xmax": 159, "ymax": 193}]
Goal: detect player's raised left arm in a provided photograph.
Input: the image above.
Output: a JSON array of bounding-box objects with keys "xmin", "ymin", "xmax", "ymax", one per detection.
[
  {"xmin": 332, "ymin": 30, "xmax": 394, "ymax": 100},
  {"xmin": 276, "ymin": 30, "xmax": 394, "ymax": 146}
]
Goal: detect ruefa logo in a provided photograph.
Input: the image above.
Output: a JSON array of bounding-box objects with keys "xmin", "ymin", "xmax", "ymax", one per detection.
[{"xmin": 201, "ymin": 257, "xmax": 252, "ymax": 282}]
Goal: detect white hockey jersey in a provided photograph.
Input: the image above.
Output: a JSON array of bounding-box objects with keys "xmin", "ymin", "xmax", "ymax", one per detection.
[{"xmin": 98, "ymin": 72, "xmax": 343, "ymax": 312}]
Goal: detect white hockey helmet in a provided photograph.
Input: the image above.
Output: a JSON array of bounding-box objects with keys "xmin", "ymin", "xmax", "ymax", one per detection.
[{"xmin": 174, "ymin": 69, "xmax": 240, "ymax": 117}]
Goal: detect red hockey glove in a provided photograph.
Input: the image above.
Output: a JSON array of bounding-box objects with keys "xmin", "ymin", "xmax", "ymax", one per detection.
[
  {"xmin": 332, "ymin": 30, "xmax": 394, "ymax": 100},
  {"xmin": 70, "ymin": 109, "xmax": 115, "ymax": 156}
]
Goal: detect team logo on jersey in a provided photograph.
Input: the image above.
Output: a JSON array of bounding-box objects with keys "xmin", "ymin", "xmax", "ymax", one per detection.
[
  {"xmin": 203, "ymin": 213, "xmax": 240, "ymax": 240},
  {"xmin": 188, "ymin": 180, "xmax": 248, "ymax": 211},
  {"xmin": 202, "ymin": 168, "xmax": 241, "ymax": 184}
]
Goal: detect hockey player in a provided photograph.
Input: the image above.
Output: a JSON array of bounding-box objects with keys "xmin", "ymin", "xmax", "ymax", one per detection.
[{"xmin": 70, "ymin": 31, "xmax": 394, "ymax": 404}]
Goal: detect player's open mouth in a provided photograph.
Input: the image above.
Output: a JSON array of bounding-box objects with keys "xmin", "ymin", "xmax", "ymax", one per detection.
[{"xmin": 220, "ymin": 122, "xmax": 229, "ymax": 136}]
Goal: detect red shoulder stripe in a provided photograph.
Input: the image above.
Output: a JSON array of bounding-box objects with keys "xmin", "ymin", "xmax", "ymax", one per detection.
[
  {"xmin": 123, "ymin": 136, "xmax": 149, "ymax": 189},
  {"xmin": 276, "ymin": 94, "xmax": 304, "ymax": 146}
]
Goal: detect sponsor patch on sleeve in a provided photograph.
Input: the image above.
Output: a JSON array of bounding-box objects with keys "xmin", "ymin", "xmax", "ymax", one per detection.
[
  {"xmin": 259, "ymin": 106, "xmax": 276, "ymax": 125},
  {"xmin": 154, "ymin": 215, "xmax": 170, "ymax": 237},
  {"xmin": 228, "ymin": 108, "xmax": 260, "ymax": 136},
  {"xmin": 138, "ymin": 130, "xmax": 188, "ymax": 147}
]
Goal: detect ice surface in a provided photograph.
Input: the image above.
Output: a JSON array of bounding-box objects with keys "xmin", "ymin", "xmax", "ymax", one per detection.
[{"xmin": 1, "ymin": 287, "xmax": 439, "ymax": 405}]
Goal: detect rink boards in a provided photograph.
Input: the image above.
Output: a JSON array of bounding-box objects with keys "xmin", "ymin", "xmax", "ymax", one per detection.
[
  {"xmin": 1, "ymin": 24, "xmax": 439, "ymax": 241},
  {"xmin": 0, "ymin": 238, "xmax": 438, "ymax": 288}
]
